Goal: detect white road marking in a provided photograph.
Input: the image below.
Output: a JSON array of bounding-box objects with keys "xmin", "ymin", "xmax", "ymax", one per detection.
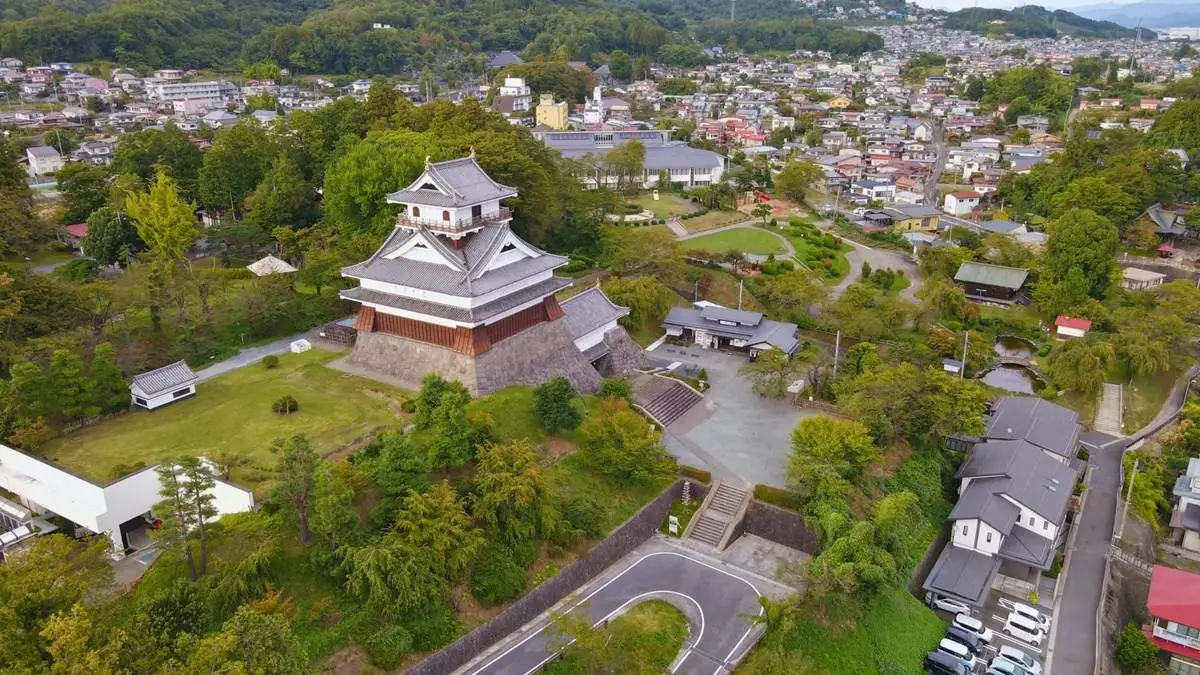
[{"xmin": 469, "ymin": 551, "xmax": 762, "ymax": 675}]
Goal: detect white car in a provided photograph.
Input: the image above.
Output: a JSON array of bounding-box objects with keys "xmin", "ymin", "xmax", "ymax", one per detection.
[
  {"xmin": 954, "ymin": 613, "xmax": 995, "ymax": 644},
  {"xmin": 987, "ymin": 658, "xmax": 1028, "ymax": 675},
  {"xmin": 1003, "ymin": 613, "xmax": 1046, "ymax": 647},
  {"xmin": 996, "ymin": 645, "xmax": 1042, "ymax": 675},
  {"xmin": 930, "ymin": 597, "xmax": 972, "ymax": 615},
  {"xmin": 1011, "ymin": 602, "xmax": 1051, "ymax": 632}
]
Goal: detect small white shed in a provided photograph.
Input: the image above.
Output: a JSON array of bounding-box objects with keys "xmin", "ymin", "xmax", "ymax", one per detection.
[{"xmin": 130, "ymin": 360, "xmax": 198, "ymax": 410}]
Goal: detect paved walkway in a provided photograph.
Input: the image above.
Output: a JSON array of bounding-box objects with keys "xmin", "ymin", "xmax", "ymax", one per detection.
[
  {"xmin": 825, "ymin": 228, "xmax": 923, "ymax": 301},
  {"xmin": 194, "ymin": 321, "xmax": 348, "ymax": 382},
  {"xmin": 1095, "ymin": 383, "xmax": 1124, "ymax": 436}
]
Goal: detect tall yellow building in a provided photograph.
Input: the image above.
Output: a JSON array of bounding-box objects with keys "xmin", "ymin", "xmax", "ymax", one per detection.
[{"xmin": 535, "ymin": 93, "xmax": 568, "ymax": 130}]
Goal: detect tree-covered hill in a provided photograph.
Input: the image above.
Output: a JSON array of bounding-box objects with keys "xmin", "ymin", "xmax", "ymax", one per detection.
[
  {"xmin": 0, "ymin": 0, "xmax": 881, "ymax": 75},
  {"xmin": 943, "ymin": 5, "xmax": 1152, "ymax": 40}
]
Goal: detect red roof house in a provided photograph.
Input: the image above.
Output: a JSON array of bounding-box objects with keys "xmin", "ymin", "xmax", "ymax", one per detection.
[
  {"xmin": 1054, "ymin": 315, "xmax": 1092, "ymax": 339},
  {"xmin": 59, "ymin": 223, "xmax": 88, "ymax": 251},
  {"xmin": 1145, "ymin": 565, "xmax": 1200, "ymax": 668}
]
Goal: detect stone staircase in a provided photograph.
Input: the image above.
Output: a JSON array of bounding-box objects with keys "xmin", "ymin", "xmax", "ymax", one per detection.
[
  {"xmin": 633, "ymin": 375, "xmax": 703, "ymax": 428},
  {"xmin": 685, "ymin": 482, "xmax": 750, "ymax": 549}
]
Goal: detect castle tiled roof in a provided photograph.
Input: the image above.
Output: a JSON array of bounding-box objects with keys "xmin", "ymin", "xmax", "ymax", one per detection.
[{"xmin": 386, "ymin": 157, "xmax": 517, "ymax": 208}]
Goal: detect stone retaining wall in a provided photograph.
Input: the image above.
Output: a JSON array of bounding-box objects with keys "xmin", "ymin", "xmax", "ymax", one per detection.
[
  {"xmin": 404, "ymin": 478, "xmax": 695, "ymax": 675},
  {"xmin": 728, "ymin": 500, "xmax": 822, "ymax": 555}
]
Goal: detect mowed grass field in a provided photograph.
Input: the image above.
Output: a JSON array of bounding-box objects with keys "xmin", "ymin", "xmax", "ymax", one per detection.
[
  {"xmin": 41, "ymin": 349, "xmax": 408, "ymax": 494},
  {"xmin": 681, "ymin": 228, "xmax": 785, "ymax": 256}
]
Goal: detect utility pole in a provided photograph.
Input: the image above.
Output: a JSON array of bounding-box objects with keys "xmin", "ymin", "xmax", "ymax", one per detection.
[
  {"xmin": 1116, "ymin": 458, "xmax": 1139, "ymax": 541},
  {"xmin": 737, "ymin": 279, "xmax": 744, "ymax": 310},
  {"xmin": 832, "ymin": 330, "xmax": 841, "ymax": 376},
  {"xmin": 730, "ymin": 0, "xmax": 735, "ymax": 22},
  {"xmin": 960, "ymin": 330, "xmax": 968, "ymax": 378}
]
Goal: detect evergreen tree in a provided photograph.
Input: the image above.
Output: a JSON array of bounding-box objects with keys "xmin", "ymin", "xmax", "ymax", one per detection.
[
  {"xmin": 273, "ymin": 434, "xmax": 320, "ymax": 544},
  {"xmin": 153, "ymin": 456, "xmax": 217, "ymax": 580},
  {"xmin": 87, "ymin": 342, "xmax": 128, "ymax": 413},
  {"xmin": 533, "ymin": 376, "xmax": 581, "ymax": 433},
  {"xmin": 50, "ymin": 349, "xmax": 92, "ymax": 419},
  {"xmin": 7, "ymin": 360, "xmax": 50, "ymax": 423},
  {"xmin": 83, "ymin": 207, "xmax": 143, "ymax": 268},
  {"xmin": 245, "ymin": 155, "xmax": 319, "ymax": 232}
]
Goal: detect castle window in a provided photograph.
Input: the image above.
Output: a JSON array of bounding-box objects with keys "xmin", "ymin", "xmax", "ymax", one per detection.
[
  {"xmin": 411, "ymin": 206, "xmax": 420, "ymax": 218},
  {"xmin": 442, "ymin": 210, "xmax": 450, "ymax": 221},
  {"xmin": 500, "ymin": 243, "xmax": 516, "ymax": 252}
]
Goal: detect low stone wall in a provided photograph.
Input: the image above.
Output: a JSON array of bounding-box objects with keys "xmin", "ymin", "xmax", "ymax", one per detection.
[
  {"xmin": 318, "ymin": 321, "xmax": 357, "ymax": 346},
  {"xmin": 404, "ymin": 479, "xmax": 691, "ymax": 675},
  {"xmin": 728, "ymin": 500, "xmax": 822, "ymax": 555}
]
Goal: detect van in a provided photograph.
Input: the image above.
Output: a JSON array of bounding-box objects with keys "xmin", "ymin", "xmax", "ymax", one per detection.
[
  {"xmin": 1003, "ymin": 613, "xmax": 1045, "ymax": 646},
  {"xmin": 924, "ymin": 650, "xmax": 970, "ymax": 675},
  {"xmin": 996, "ymin": 645, "xmax": 1042, "ymax": 675},
  {"xmin": 1011, "ymin": 602, "xmax": 1051, "ymax": 631},
  {"xmin": 937, "ymin": 638, "xmax": 976, "ymax": 668},
  {"xmin": 954, "ymin": 613, "xmax": 995, "ymax": 643},
  {"xmin": 944, "ymin": 625, "xmax": 983, "ymax": 655}
]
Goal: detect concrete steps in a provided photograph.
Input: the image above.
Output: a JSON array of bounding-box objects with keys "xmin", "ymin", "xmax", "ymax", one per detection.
[
  {"xmin": 634, "ymin": 376, "xmax": 703, "ymax": 428},
  {"xmin": 685, "ymin": 482, "xmax": 749, "ymax": 550}
]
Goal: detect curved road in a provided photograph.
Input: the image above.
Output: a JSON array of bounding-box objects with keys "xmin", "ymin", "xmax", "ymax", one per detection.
[{"xmin": 469, "ymin": 551, "xmax": 764, "ymax": 675}]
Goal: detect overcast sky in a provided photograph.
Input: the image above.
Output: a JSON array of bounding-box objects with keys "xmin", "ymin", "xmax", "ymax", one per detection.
[{"xmin": 914, "ymin": 0, "xmax": 1131, "ymax": 10}]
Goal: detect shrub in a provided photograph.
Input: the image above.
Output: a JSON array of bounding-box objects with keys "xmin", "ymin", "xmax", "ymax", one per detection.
[
  {"xmin": 679, "ymin": 465, "xmax": 712, "ymax": 484},
  {"xmin": 1078, "ymin": 447, "xmax": 1090, "ymax": 461},
  {"xmin": 698, "ymin": 368, "xmax": 708, "ymax": 382},
  {"xmin": 534, "ymin": 376, "xmax": 581, "ymax": 433},
  {"xmin": 599, "ymin": 376, "xmax": 634, "ymax": 403},
  {"xmin": 753, "ymin": 484, "xmax": 805, "ymax": 511},
  {"xmin": 1115, "ymin": 620, "xmax": 1159, "ymax": 673},
  {"xmin": 400, "ymin": 600, "xmax": 459, "ymax": 651},
  {"xmin": 470, "ymin": 546, "xmax": 526, "ymax": 605},
  {"xmin": 563, "ymin": 494, "xmax": 607, "ymax": 538},
  {"xmin": 262, "ymin": 354, "xmax": 280, "ymax": 369},
  {"xmin": 507, "ymin": 537, "xmax": 541, "ymax": 567},
  {"xmin": 271, "ymin": 395, "xmax": 299, "ymax": 415},
  {"xmin": 364, "ymin": 625, "xmax": 413, "ymax": 669}
]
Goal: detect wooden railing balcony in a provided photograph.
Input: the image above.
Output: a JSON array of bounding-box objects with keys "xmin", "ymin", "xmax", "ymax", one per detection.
[{"xmin": 396, "ymin": 206, "xmax": 512, "ymax": 233}]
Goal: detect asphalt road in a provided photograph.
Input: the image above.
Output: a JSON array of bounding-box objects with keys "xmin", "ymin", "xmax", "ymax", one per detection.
[
  {"xmin": 468, "ymin": 551, "xmax": 763, "ymax": 675},
  {"xmin": 925, "ymin": 120, "xmax": 948, "ymax": 206}
]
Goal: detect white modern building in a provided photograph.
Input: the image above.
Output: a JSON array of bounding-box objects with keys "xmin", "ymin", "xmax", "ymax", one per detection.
[
  {"xmin": 25, "ymin": 146, "xmax": 64, "ymax": 177},
  {"xmin": 497, "ymin": 77, "xmax": 532, "ymax": 113},
  {"xmin": 534, "ymin": 129, "xmax": 724, "ymax": 189},
  {"xmin": 148, "ymin": 80, "xmax": 236, "ymax": 109},
  {"xmin": 944, "ymin": 191, "xmax": 982, "ymax": 216},
  {"xmin": 130, "ymin": 360, "xmax": 197, "ymax": 410},
  {"xmin": 0, "ymin": 443, "xmax": 253, "ymax": 557}
]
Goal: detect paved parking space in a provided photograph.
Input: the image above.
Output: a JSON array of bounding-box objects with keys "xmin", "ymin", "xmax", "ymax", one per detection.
[
  {"xmin": 651, "ymin": 346, "xmax": 817, "ymax": 488},
  {"xmin": 930, "ymin": 588, "xmax": 1051, "ymax": 674}
]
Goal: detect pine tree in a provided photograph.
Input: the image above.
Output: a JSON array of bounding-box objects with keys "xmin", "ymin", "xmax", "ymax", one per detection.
[
  {"xmin": 153, "ymin": 456, "xmax": 217, "ymax": 580},
  {"xmin": 7, "ymin": 360, "xmax": 50, "ymax": 422},
  {"xmin": 50, "ymin": 349, "xmax": 92, "ymax": 420},
  {"xmin": 88, "ymin": 342, "xmax": 128, "ymax": 413},
  {"xmin": 274, "ymin": 434, "xmax": 320, "ymax": 544}
]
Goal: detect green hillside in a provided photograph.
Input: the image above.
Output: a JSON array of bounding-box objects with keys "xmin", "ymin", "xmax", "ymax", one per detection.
[{"xmin": 943, "ymin": 4, "xmax": 1152, "ymax": 40}]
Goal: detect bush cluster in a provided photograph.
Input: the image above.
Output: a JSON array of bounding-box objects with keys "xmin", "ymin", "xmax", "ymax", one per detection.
[{"xmin": 271, "ymin": 395, "xmax": 299, "ymax": 415}]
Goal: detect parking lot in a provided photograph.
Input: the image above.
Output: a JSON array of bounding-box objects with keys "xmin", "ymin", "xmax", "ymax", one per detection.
[{"xmin": 930, "ymin": 587, "xmax": 1054, "ymax": 674}]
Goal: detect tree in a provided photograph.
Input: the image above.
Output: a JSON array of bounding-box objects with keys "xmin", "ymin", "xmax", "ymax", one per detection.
[
  {"xmin": 56, "ymin": 163, "xmax": 109, "ymax": 224},
  {"xmin": 806, "ymin": 520, "xmax": 896, "ymax": 599},
  {"xmin": 603, "ymin": 227, "xmax": 682, "ymax": 276},
  {"xmin": 609, "ymin": 50, "xmax": 632, "ymax": 81},
  {"xmin": 1114, "ymin": 621, "xmax": 1159, "ymax": 674},
  {"xmin": 604, "ymin": 139, "xmax": 645, "ymax": 192},
  {"xmin": 245, "ymin": 155, "xmax": 319, "ymax": 231},
  {"xmin": 754, "ymin": 269, "xmax": 828, "ymax": 316},
  {"xmin": 1040, "ymin": 208, "xmax": 1119, "ymax": 301},
  {"xmin": 599, "ymin": 377, "xmax": 633, "ymax": 403},
  {"xmin": 774, "ymin": 160, "xmax": 823, "ymax": 206},
  {"xmin": 752, "ymin": 202, "xmax": 772, "ymax": 223},
  {"xmin": 789, "ymin": 416, "xmax": 880, "ymax": 483},
  {"xmin": 1047, "ymin": 339, "xmax": 1115, "ymax": 399},
  {"xmin": 111, "ymin": 125, "xmax": 203, "ymax": 198},
  {"xmin": 428, "ymin": 387, "xmax": 492, "ymax": 470},
  {"xmin": 41, "ymin": 604, "xmax": 129, "ymax": 675},
  {"xmin": 1009, "ymin": 127, "xmax": 1031, "ymax": 145},
  {"xmin": 178, "ymin": 606, "xmax": 311, "ymax": 675},
  {"xmin": 153, "ymin": 456, "xmax": 216, "ymax": 581},
  {"xmin": 390, "ymin": 481, "xmax": 482, "ymax": 583},
  {"xmin": 740, "ymin": 348, "xmax": 806, "ymax": 398},
  {"xmin": 310, "ymin": 462, "xmax": 360, "ymax": 553},
  {"xmin": 82, "ymin": 207, "xmax": 142, "ymax": 268},
  {"xmin": 1050, "ymin": 176, "xmax": 1139, "ymax": 228},
  {"xmin": 0, "ymin": 535, "xmax": 112, "ymax": 672},
  {"xmin": 50, "ymin": 349, "xmax": 91, "ymax": 420},
  {"xmin": 274, "ymin": 434, "xmax": 320, "ymax": 544},
  {"xmin": 837, "ymin": 363, "xmax": 989, "ymax": 442},
  {"xmin": 633, "ymin": 54, "xmax": 652, "ymax": 81},
  {"xmin": 578, "ymin": 398, "xmax": 674, "ymax": 483},
  {"xmin": 473, "ymin": 439, "xmax": 558, "ymax": 544},
  {"xmin": 197, "ymin": 120, "xmax": 278, "ymax": 212},
  {"xmin": 6, "ymin": 359, "xmax": 51, "ymax": 430},
  {"xmin": 125, "ymin": 170, "xmax": 199, "ymax": 278},
  {"xmin": 534, "ymin": 376, "xmax": 581, "ymax": 433},
  {"xmin": 87, "ymin": 342, "xmax": 127, "ymax": 413}
]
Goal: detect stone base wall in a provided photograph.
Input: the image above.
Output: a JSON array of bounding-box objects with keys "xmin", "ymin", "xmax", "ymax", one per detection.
[
  {"xmin": 347, "ymin": 317, "xmax": 603, "ymax": 396},
  {"xmin": 729, "ymin": 500, "xmax": 822, "ymax": 555},
  {"xmin": 600, "ymin": 327, "xmax": 650, "ymax": 376}
]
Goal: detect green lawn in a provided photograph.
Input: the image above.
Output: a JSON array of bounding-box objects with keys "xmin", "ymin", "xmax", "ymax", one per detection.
[
  {"xmin": 681, "ymin": 228, "xmax": 785, "ymax": 256},
  {"xmin": 549, "ymin": 453, "xmax": 673, "ymax": 533},
  {"xmin": 658, "ymin": 497, "xmax": 702, "ymax": 537},
  {"xmin": 41, "ymin": 350, "xmax": 408, "ymax": 494},
  {"xmin": 544, "ymin": 599, "xmax": 689, "ymax": 675},
  {"xmin": 738, "ymin": 588, "xmax": 946, "ymax": 674},
  {"xmin": 632, "ymin": 193, "xmax": 695, "ymax": 219},
  {"xmin": 681, "ymin": 209, "xmax": 746, "ymax": 233}
]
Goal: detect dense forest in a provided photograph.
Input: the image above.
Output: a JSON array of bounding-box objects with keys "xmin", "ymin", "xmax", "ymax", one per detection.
[
  {"xmin": 943, "ymin": 4, "xmax": 1150, "ymax": 40},
  {"xmin": 0, "ymin": 0, "xmax": 882, "ymax": 76}
]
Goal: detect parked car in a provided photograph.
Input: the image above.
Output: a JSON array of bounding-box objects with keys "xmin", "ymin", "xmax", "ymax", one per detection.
[
  {"xmin": 995, "ymin": 645, "xmax": 1042, "ymax": 675},
  {"xmin": 924, "ymin": 650, "xmax": 971, "ymax": 675},
  {"xmin": 953, "ymin": 613, "xmax": 995, "ymax": 644},
  {"xmin": 1003, "ymin": 613, "xmax": 1046, "ymax": 647},
  {"xmin": 944, "ymin": 625, "xmax": 984, "ymax": 655},
  {"xmin": 986, "ymin": 657, "xmax": 1028, "ymax": 675},
  {"xmin": 929, "ymin": 597, "xmax": 971, "ymax": 615},
  {"xmin": 1011, "ymin": 602, "xmax": 1051, "ymax": 632},
  {"xmin": 937, "ymin": 638, "xmax": 977, "ymax": 669}
]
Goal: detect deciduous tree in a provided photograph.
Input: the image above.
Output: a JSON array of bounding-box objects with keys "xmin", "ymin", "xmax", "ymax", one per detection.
[
  {"xmin": 578, "ymin": 398, "xmax": 674, "ymax": 483},
  {"xmin": 473, "ymin": 439, "xmax": 558, "ymax": 544}
]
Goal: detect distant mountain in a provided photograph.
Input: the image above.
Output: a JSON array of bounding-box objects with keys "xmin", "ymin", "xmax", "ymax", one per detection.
[
  {"xmin": 1072, "ymin": 2, "xmax": 1200, "ymax": 30},
  {"xmin": 943, "ymin": 4, "xmax": 1154, "ymax": 39}
]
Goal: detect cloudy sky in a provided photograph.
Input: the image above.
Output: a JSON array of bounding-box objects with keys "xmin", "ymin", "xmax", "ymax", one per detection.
[{"xmin": 914, "ymin": 0, "xmax": 1128, "ymax": 9}]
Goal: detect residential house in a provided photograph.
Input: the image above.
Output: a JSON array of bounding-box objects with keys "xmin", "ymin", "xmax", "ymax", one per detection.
[
  {"xmin": 976, "ymin": 219, "xmax": 1027, "ymax": 237},
  {"xmin": 954, "ymin": 261, "xmax": 1029, "ymax": 303},
  {"xmin": 828, "ymin": 95, "xmax": 852, "ymax": 109},
  {"xmin": 1144, "ymin": 565, "xmax": 1200, "ymax": 674},
  {"xmin": 924, "ymin": 397, "xmax": 1082, "ymax": 607},
  {"xmin": 536, "ymin": 129, "xmax": 723, "ymax": 189},
  {"xmin": 663, "ymin": 304, "xmax": 798, "ymax": 358},
  {"xmin": 944, "ymin": 191, "xmax": 981, "ymax": 216},
  {"xmin": 1171, "ymin": 459, "xmax": 1200, "ymax": 553},
  {"xmin": 884, "ymin": 204, "xmax": 941, "ymax": 233},
  {"xmin": 850, "ymin": 178, "xmax": 895, "ymax": 203},
  {"xmin": 488, "ymin": 50, "xmax": 524, "ymax": 70},
  {"xmin": 497, "ymin": 77, "xmax": 532, "ymax": 113},
  {"xmin": 1016, "ymin": 115, "xmax": 1050, "ymax": 133},
  {"xmin": 24, "ymin": 146, "xmax": 63, "ymax": 177}
]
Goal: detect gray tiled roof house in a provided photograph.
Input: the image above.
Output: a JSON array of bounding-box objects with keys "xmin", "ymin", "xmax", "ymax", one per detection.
[
  {"xmin": 560, "ymin": 286, "xmax": 629, "ymax": 340},
  {"xmin": 954, "ymin": 261, "xmax": 1029, "ymax": 291},
  {"xmin": 130, "ymin": 360, "xmax": 197, "ymax": 397},
  {"xmin": 663, "ymin": 306, "xmax": 799, "ymax": 354}
]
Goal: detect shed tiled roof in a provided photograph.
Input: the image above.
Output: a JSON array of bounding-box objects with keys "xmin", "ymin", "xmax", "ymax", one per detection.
[
  {"xmin": 560, "ymin": 286, "xmax": 629, "ymax": 340},
  {"xmin": 386, "ymin": 157, "xmax": 517, "ymax": 208},
  {"xmin": 130, "ymin": 360, "xmax": 197, "ymax": 396},
  {"xmin": 954, "ymin": 261, "xmax": 1029, "ymax": 291},
  {"xmin": 922, "ymin": 545, "xmax": 1002, "ymax": 607}
]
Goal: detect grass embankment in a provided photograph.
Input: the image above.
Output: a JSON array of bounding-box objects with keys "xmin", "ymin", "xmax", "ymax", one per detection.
[
  {"xmin": 544, "ymin": 600, "xmax": 690, "ymax": 675},
  {"xmin": 737, "ymin": 589, "xmax": 947, "ymax": 674},
  {"xmin": 682, "ymin": 228, "xmax": 785, "ymax": 256},
  {"xmin": 42, "ymin": 350, "xmax": 407, "ymax": 494},
  {"xmin": 633, "ymin": 193, "xmax": 694, "ymax": 219},
  {"xmin": 1123, "ymin": 367, "xmax": 1183, "ymax": 432}
]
